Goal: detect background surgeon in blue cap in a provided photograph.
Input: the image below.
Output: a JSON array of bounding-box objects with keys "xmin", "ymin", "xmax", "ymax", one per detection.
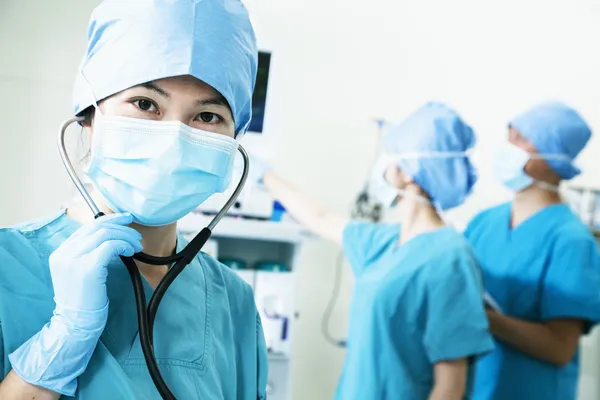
[
  {"xmin": 465, "ymin": 102, "xmax": 600, "ymax": 400},
  {"xmin": 0, "ymin": 0, "xmax": 267, "ymax": 399},
  {"xmin": 251, "ymin": 102, "xmax": 494, "ymax": 399}
]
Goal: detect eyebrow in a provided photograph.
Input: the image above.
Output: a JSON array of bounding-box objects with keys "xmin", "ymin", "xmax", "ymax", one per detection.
[
  {"xmin": 139, "ymin": 82, "xmax": 231, "ymax": 110},
  {"xmin": 198, "ymin": 95, "xmax": 230, "ymax": 109},
  {"xmin": 140, "ymin": 82, "xmax": 170, "ymax": 98}
]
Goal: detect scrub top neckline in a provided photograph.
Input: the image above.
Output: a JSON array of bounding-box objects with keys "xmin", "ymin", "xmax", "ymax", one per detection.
[
  {"xmin": 395, "ymin": 225, "xmax": 454, "ymax": 250},
  {"xmin": 507, "ymin": 202, "xmax": 567, "ymax": 233}
]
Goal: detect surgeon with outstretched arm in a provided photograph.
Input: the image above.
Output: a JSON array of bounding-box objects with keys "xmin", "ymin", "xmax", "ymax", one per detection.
[{"xmin": 253, "ymin": 102, "xmax": 494, "ymax": 399}]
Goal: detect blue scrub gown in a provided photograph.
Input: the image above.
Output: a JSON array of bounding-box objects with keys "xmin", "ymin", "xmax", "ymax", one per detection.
[
  {"xmin": 0, "ymin": 210, "xmax": 268, "ymax": 399},
  {"xmin": 465, "ymin": 202, "xmax": 600, "ymax": 400},
  {"xmin": 336, "ymin": 222, "xmax": 494, "ymax": 400}
]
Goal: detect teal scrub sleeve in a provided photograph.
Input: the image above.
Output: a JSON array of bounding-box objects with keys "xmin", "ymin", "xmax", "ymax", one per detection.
[
  {"xmin": 422, "ymin": 256, "xmax": 494, "ymax": 363},
  {"xmin": 541, "ymin": 235, "xmax": 600, "ymax": 331},
  {"xmin": 342, "ymin": 221, "xmax": 398, "ymax": 276},
  {"xmin": 257, "ymin": 314, "xmax": 268, "ymax": 400}
]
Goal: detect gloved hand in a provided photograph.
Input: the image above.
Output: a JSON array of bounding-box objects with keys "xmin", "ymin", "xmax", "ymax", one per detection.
[
  {"xmin": 50, "ymin": 212, "xmax": 143, "ymax": 312},
  {"xmin": 9, "ymin": 213, "xmax": 143, "ymax": 396},
  {"xmin": 248, "ymin": 153, "xmax": 271, "ymax": 185}
]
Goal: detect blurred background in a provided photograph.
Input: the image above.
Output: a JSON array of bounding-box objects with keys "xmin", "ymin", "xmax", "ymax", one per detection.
[{"xmin": 1, "ymin": 0, "xmax": 600, "ymax": 399}]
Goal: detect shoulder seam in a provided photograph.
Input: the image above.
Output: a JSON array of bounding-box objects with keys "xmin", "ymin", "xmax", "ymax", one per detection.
[{"xmin": 9, "ymin": 209, "xmax": 67, "ymax": 234}]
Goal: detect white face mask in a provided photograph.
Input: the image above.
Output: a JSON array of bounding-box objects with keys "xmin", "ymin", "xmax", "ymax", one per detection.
[
  {"xmin": 493, "ymin": 143, "xmax": 568, "ymax": 193},
  {"xmin": 81, "ymin": 74, "xmax": 239, "ymax": 226},
  {"xmin": 368, "ymin": 156, "xmax": 432, "ymax": 208},
  {"xmin": 368, "ymin": 151, "xmax": 471, "ymax": 208},
  {"xmin": 84, "ymin": 111, "xmax": 238, "ymax": 226}
]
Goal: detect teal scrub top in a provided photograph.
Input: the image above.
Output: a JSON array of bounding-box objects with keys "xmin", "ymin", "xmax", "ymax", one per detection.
[
  {"xmin": 0, "ymin": 210, "xmax": 268, "ymax": 399},
  {"xmin": 465, "ymin": 203, "xmax": 600, "ymax": 400},
  {"xmin": 336, "ymin": 222, "xmax": 494, "ymax": 400}
]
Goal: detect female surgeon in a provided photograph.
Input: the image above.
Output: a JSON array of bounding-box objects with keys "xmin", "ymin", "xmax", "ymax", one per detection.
[
  {"xmin": 252, "ymin": 102, "xmax": 494, "ymax": 399},
  {"xmin": 465, "ymin": 102, "xmax": 600, "ymax": 400},
  {"xmin": 0, "ymin": 1, "xmax": 267, "ymax": 399}
]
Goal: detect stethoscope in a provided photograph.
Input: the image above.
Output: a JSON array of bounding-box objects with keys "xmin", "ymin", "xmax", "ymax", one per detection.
[{"xmin": 58, "ymin": 116, "xmax": 249, "ymax": 400}]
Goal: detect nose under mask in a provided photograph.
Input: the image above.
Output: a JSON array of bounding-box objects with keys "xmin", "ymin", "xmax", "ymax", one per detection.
[{"xmin": 83, "ymin": 110, "xmax": 238, "ymax": 226}]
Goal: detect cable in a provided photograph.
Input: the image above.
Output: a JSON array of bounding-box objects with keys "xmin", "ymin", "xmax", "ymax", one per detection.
[
  {"xmin": 321, "ymin": 118, "xmax": 387, "ymax": 348},
  {"xmin": 321, "ymin": 250, "xmax": 347, "ymax": 348}
]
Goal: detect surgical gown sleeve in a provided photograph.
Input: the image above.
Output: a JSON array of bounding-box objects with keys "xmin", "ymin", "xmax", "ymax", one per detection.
[
  {"xmin": 342, "ymin": 222, "xmax": 398, "ymax": 276},
  {"xmin": 256, "ymin": 314, "xmax": 268, "ymax": 399},
  {"xmin": 422, "ymin": 253, "xmax": 494, "ymax": 363},
  {"xmin": 540, "ymin": 234, "xmax": 600, "ymax": 331}
]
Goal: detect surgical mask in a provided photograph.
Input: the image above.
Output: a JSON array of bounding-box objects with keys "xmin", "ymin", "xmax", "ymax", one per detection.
[
  {"xmin": 493, "ymin": 143, "xmax": 568, "ymax": 193},
  {"xmin": 369, "ymin": 156, "xmax": 433, "ymax": 208},
  {"xmin": 83, "ymin": 108, "xmax": 238, "ymax": 226}
]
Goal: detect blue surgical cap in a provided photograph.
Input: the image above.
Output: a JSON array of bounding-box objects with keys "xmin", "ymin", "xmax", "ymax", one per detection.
[
  {"xmin": 509, "ymin": 102, "xmax": 591, "ymax": 180},
  {"xmin": 72, "ymin": 0, "xmax": 258, "ymax": 136},
  {"xmin": 382, "ymin": 102, "xmax": 477, "ymax": 210}
]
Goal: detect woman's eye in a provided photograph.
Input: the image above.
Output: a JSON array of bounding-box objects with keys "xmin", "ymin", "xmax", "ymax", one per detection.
[
  {"xmin": 198, "ymin": 112, "xmax": 221, "ymax": 124},
  {"xmin": 134, "ymin": 99, "xmax": 157, "ymax": 112}
]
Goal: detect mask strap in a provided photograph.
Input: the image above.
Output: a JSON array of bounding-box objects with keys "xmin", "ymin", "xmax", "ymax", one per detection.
[
  {"xmin": 529, "ymin": 153, "xmax": 570, "ymax": 192},
  {"xmin": 433, "ymin": 200, "xmax": 452, "ymax": 227},
  {"xmin": 386, "ymin": 150, "xmax": 472, "ymax": 161},
  {"xmin": 528, "ymin": 153, "xmax": 571, "ymax": 162},
  {"xmin": 534, "ymin": 181, "xmax": 560, "ymax": 193},
  {"xmin": 396, "ymin": 188, "xmax": 432, "ymax": 206}
]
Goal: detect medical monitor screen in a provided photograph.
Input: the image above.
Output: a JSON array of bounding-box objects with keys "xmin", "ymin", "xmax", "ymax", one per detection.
[{"xmin": 248, "ymin": 51, "xmax": 271, "ymax": 134}]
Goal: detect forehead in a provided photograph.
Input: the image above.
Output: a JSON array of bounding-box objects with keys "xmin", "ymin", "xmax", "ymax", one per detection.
[{"xmin": 134, "ymin": 75, "xmax": 219, "ymax": 96}]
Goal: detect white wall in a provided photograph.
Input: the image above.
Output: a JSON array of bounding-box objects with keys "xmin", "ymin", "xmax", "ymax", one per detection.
[
  {"xmin": 0, "ymin": 1, "xmax": 94, "ymax": 224},
  {"xmin": 1, "ymin": 0, "xmax": 600, "ymax": 399}
]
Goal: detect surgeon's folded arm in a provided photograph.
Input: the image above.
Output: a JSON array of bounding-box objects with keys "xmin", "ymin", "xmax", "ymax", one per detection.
[
  {"xmin": 428, "ymin": 358, "xmax": 467, "ymax": 400},
  {"xmin": 262, "ymin": 171, "xmax": 348, "ymax": 245},
  {"xmin": 486, "ymin": 310, "xmax": 582, "ymax": 366},
  {"xmin": 0, "ymin": 370, "xmax": 60, "ymax": 400}
]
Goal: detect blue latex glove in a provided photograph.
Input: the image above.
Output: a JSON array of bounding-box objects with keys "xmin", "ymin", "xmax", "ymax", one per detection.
[
  {"xmin": 248, "ymin": 153, "xmax": 271, "ymax": 185},
  {"xmin": 9, "ymin": 213, "xmax": 143, "ymax": 396}
]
